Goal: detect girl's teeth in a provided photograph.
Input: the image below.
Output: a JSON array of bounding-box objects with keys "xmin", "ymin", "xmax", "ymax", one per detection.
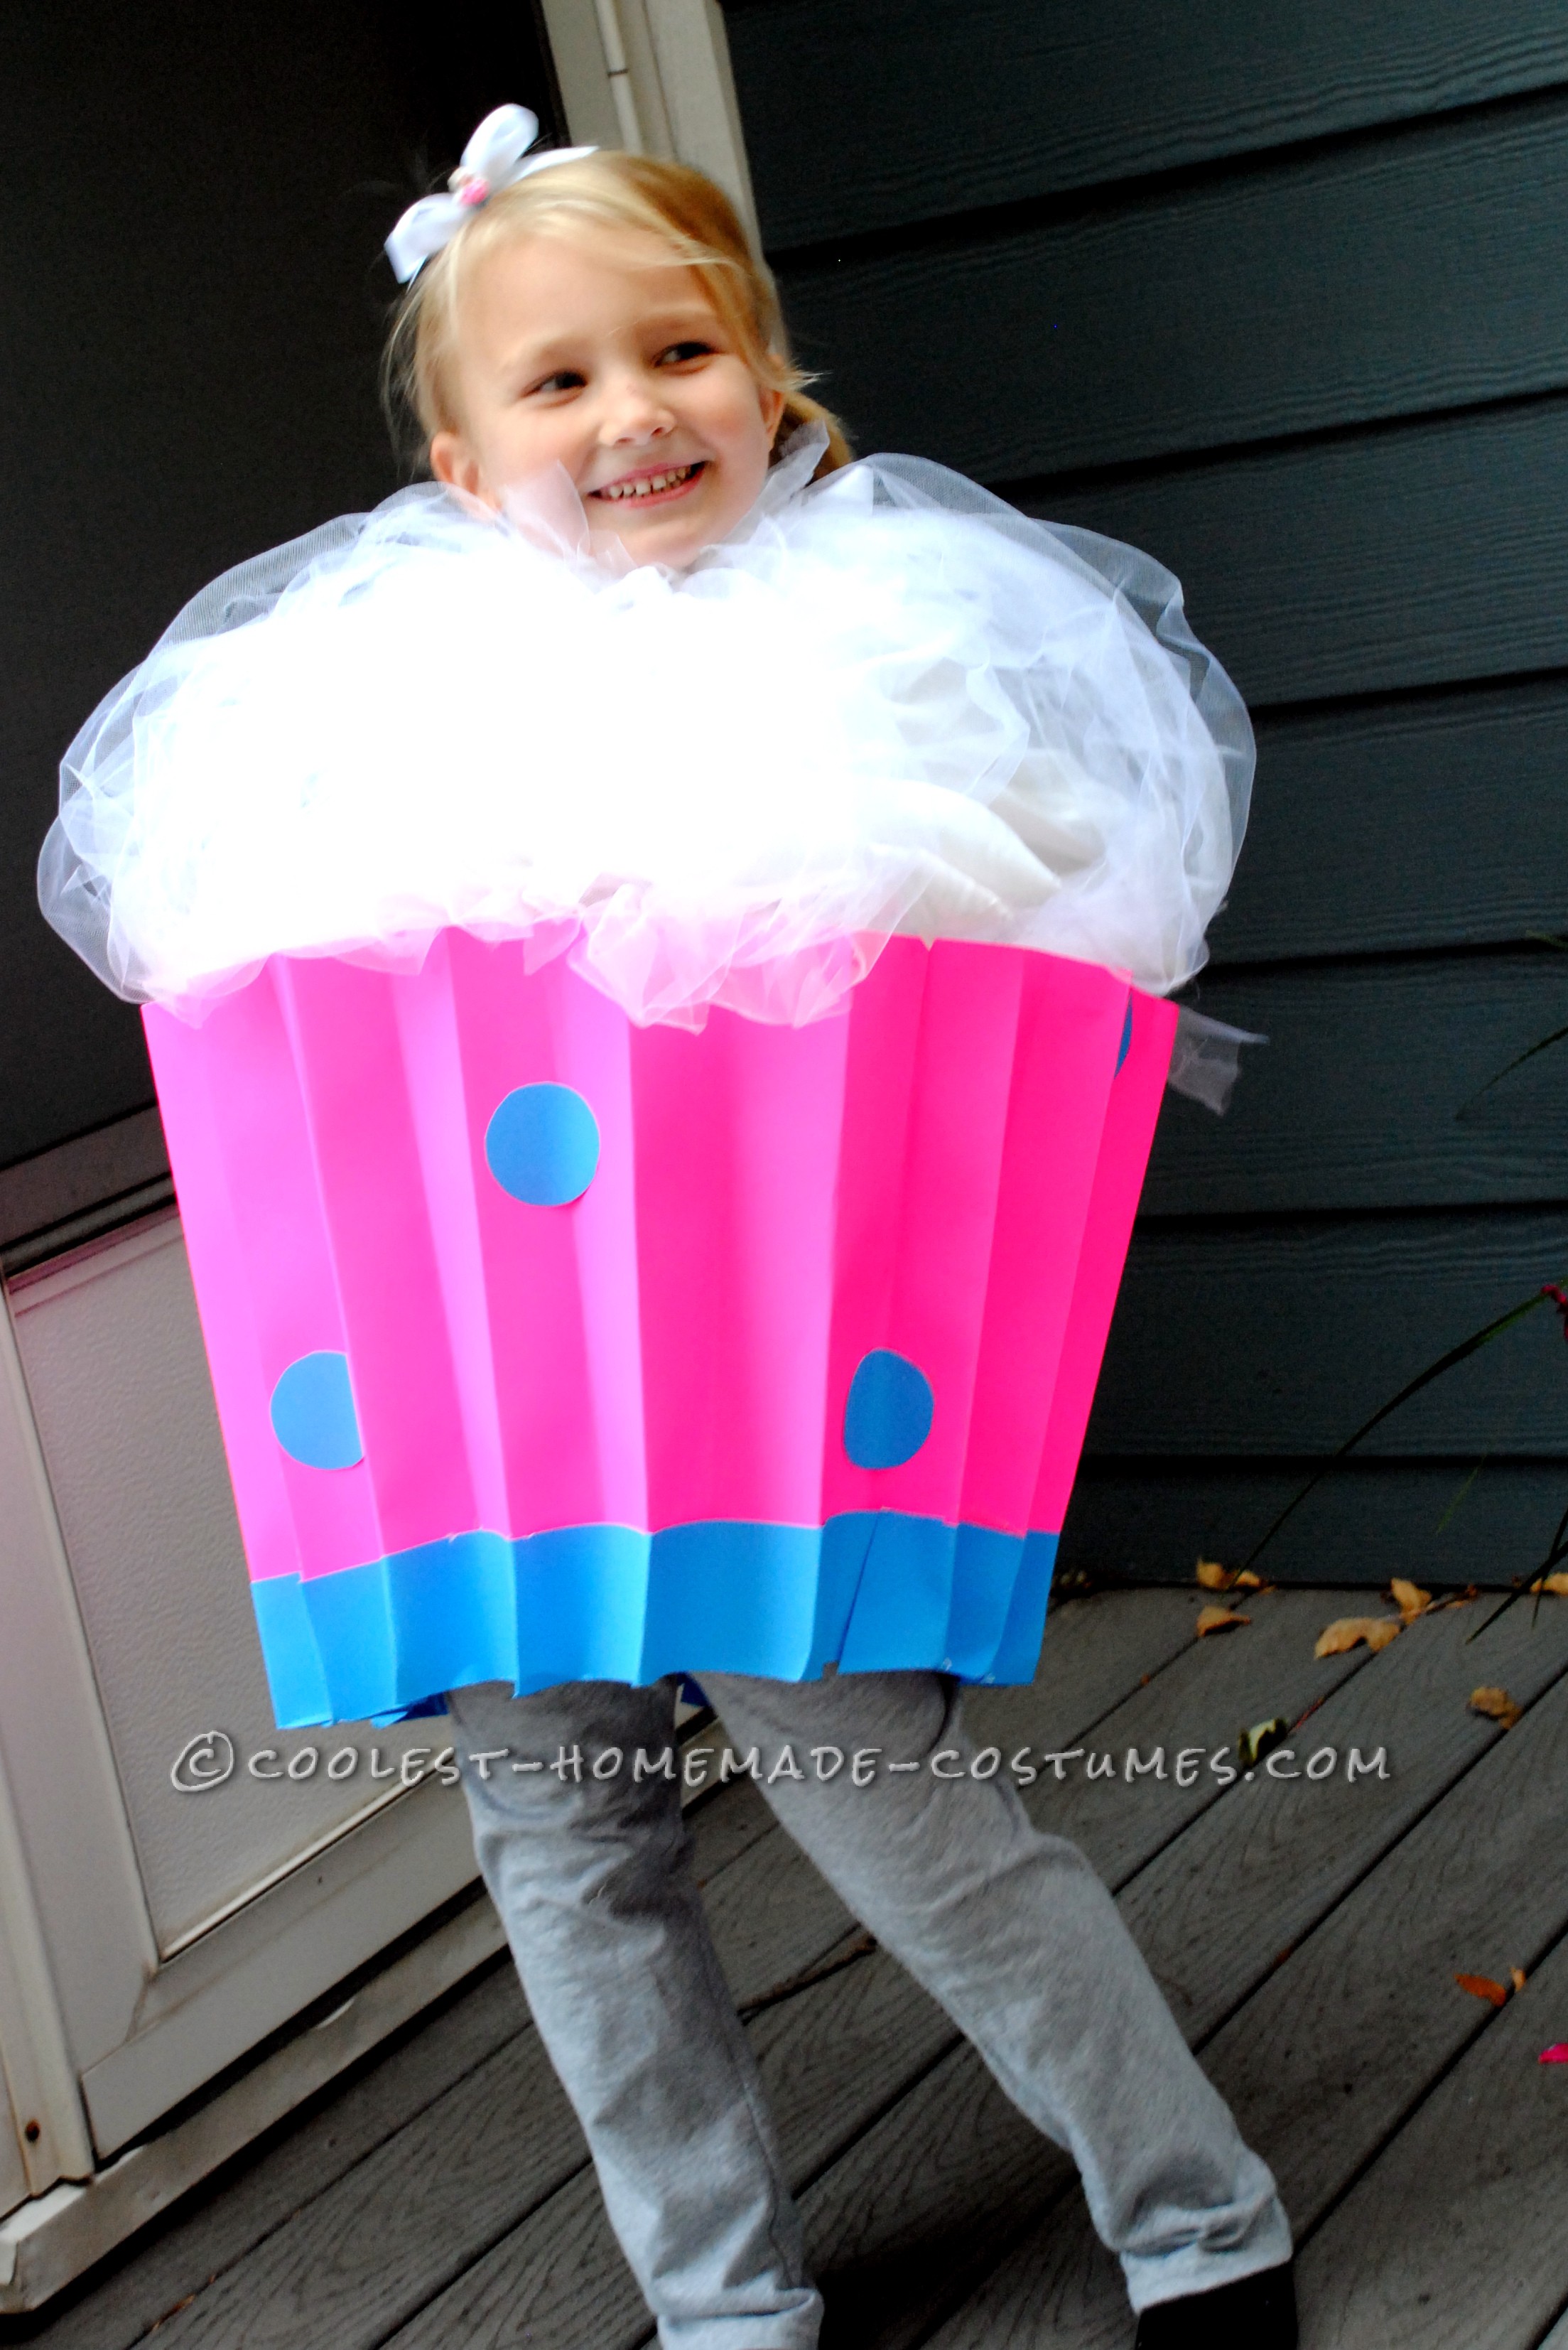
[{"xmin": 602, "ymin": 465, "xmax": 697, "ymax": 500}]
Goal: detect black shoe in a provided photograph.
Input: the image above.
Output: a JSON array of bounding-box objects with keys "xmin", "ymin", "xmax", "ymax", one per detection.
[{"xmin": 1133, "ymin": 2258, "xmax": 1297, "ymax": 2349}]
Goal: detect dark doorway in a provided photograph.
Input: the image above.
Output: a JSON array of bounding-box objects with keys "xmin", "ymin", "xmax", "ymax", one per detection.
[{"xmin": 1, "ymin": 0, "xmax": 561, "ymax": 1170}]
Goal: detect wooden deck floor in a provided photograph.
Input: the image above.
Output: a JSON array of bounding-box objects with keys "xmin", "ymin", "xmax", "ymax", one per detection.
[{"xmin": 10, "ymin": 1583, "xmax": 1568, "ymax": 2350}]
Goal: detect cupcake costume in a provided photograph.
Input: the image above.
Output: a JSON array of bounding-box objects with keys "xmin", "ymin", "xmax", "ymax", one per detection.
[{"xmin": 41, "ymin": 421, "xmax": 1253, "ymax": 1730}]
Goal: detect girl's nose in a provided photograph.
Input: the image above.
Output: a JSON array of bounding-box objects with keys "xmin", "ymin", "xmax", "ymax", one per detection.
[{"xmin": 600, "ymin": 369, "xmax": 677, "ymax": 443}]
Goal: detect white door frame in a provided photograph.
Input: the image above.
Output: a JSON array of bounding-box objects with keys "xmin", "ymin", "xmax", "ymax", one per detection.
[
  {"xmin": 0, "ymin": 1296, "xmax": 141, "ymax": 2195},
  {"xmin": 537, "ymin": 0, "xmax": 760, "ymax": 245}
]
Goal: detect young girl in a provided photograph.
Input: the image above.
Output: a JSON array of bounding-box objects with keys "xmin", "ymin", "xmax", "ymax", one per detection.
[{"xmin": 42, "ymin": 109, "xmax": 1296, "ymax": 2350}]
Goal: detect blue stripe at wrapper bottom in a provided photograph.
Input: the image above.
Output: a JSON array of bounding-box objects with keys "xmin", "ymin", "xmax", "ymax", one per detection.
[{"xmin": 250, "ymin": 1515, "xmax": 1060, "ymax": 1728}]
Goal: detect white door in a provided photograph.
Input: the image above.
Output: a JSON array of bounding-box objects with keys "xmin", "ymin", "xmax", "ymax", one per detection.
[{"xmin": 0, "ymin": 1210, "xmax": 478, "ymax": 2192}]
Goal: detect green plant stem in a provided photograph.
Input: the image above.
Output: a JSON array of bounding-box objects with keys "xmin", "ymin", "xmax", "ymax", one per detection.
[
  {"xmin": 1240, "ymin": 1288, "xmax": 1562, "ymax": 1577},
  {"xmin": 1456, "ymin": 1020, "xmax": 1568, "ymax": 1118},
  {"xmin": 1434, "ymin": 1457, "xmax": 1488, "ymax": 1535},
  {"xmin": 1467, "ymin": 1503, "xmax": 1568, "ymax": 1643}
]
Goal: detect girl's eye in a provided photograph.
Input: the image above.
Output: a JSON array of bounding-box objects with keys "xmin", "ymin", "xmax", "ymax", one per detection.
[
  {"xmin": 525, "ymin": 369, "xmax": 586, "ymax": 397},
  {"xmin": 658, "ymin": 340, "xmax": 713, "ymax": 365}
]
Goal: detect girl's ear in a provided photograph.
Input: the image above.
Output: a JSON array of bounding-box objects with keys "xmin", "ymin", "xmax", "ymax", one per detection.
[
  {"xmin": 431, "ymin": 430, "xmax": 493, "ymax": 506},
  {"xmin": 761, "ymin": 383, "xmax": 787, "ymax": 444}
]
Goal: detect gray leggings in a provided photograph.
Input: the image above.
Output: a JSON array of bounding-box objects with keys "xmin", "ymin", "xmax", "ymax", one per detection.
[{"xmin": 445, "ymin": 1669, "xmax": 1289, "ymax": 2350}]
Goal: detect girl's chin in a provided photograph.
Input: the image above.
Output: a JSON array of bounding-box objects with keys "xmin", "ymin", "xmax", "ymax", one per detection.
[{"xmin": 595, "ymin": 500, "xmax": 728, "ymax": 566}]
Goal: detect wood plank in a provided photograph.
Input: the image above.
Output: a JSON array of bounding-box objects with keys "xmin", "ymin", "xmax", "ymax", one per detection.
[
  {"xmin": 780, "ymin": 1594, "xmax": 1374, "ymax": 2350},
  {"xmin": 1011, "ymin": 1589, "xmax": 1373, "ymax": 1888},
  {"xmin": 365, "ymin": 1597, "xmax": 1209, "ymax": 2343},
  {"xmin": 728, "ymin": 0, "xmax": 1568, "ymax": 251},
  {"xmin": 775, "ymin": 1595, "xmax": 1372, "ymax": 2350},
  {"xmin": 779, "ymin": 95, "xmax": 1568, "ymax": 485},
  {"xmin": 23, "ymin": 1956, "xmax": 534, "ymax": 2350},
  {"xmin": 1201, "ymin": 1649, "xmax": 1568, "ymax": 2234},
  {"xmin": 126, "ymin": 1587, "xmax": 1552, "ymax": 2350},
  {"xmin": 1061, "ymin": 1458, "xmax": 1568, "ymax": 1592},
  {"xmin": 1210, "ymin": 681, "xmax": 1568, "ymax": 965},
  {"xmin": 804, "ymin": 2040, "xmax": 1068, "ymax": 2350},
  {"xmin": 914, "ymin": 1592, "xmax": 1568, "ymax": 2350},
  {"xmin": 382, "ymin": 1947, "xmax": 1033, "ymax": 2350},
  {"xmin": 378, "ymin": 1939, "xmax": 993, "ymax": 2350},
  {"xmin": 169, "ymin": 1922, "xmax": 924, "ymax": 2350},
  {"xmin": 393, "ymin": 1943, "xmax": 1085, "ymax": 2350},
  {"xmin": 25, "ymin": 1781, "xmax": 770, "ymax": 2350},
  {"xmin": 967, "ymin": 1586, "xmax": 1212, "ymax": 1755},
  {"xmin": 1091, "ymin": 1208, "xmax": 1568, "ymax": 1456},
  {"xmin": 1031, "ymin": 397, "xmax": 1568, "ymax": 710},
  {"xmin": 377, "ymin": 1595, "xmax": 1353, "ymax": 2350},
  {"xmin": 30, "ymin": 1595, "xmax": 1190, "ymax": 2350},
  {"xmin": 686, "ymin": 1774, "xmax": 777, "ymax": 1885},
  {"xmin": 1293, "ymin": 1924, "xmax": 1568, "ymax": 2348},
  {"xmin": 917, "ymin": 2187, "xmax": 1123, "ymax": 2350},
  {"xmin": 384, "ymin": 2163, "xmax": 646, "ymax": 2350},
  {"xmin": 142, "ymin": 2008, "xmax": 591, "ymax": 2350},
  {"xmin": 971, "ymin": 1588, "xmax": 1339, "ymax": 1749},
  {"xmin": 386, "ymin": 1585, "xmax": 1539, "ymax": 2350},
  {"xmin": 1143, "ymin": 949, "xmax": 1568, "ymax": 1216},
  {"xmin": 142, "ymin": 1813, "xmax": 859, "ymax": 2350},
  {"xmin": 745, "ymin": 1932, "xmax": 951, "ymax": 2172},
  {"xmin": 1113, "ymin": 1594, "xmax": 1568, "ymax": 2042}
]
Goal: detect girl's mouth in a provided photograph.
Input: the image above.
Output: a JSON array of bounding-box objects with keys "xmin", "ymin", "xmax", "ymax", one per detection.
[{"xmin": 590, "ymin": 460, "xmax": 706, "ymax": 507}]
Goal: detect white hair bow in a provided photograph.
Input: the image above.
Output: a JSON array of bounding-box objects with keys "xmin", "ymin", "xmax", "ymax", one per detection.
[{"xmin": 385, "ymin": 104, "xmax": 596, "ymax": 284}]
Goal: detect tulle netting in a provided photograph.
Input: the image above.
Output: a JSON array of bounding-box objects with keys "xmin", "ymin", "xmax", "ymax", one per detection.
[{"xmin": 39, "ymin": 429, "xmax": 1254, "ymax": 1030}]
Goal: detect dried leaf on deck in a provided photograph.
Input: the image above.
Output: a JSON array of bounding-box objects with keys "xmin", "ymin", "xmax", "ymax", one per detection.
[
  {"xmin": 1314, "ymin": 1616, "xmax": 1402, "ymax": 1659},
  {"xmin": 1469, "ymin": 1685, "xmax": 1523, "ymax": 1730},
  {"xmin": 1390, "ymin": 1578, "xmax": 1432, "ymax": 1622},
  {"xmin": 1196, "ymin": 1604, "xmax": 1250, "ymax": 1637},
  {"xmin": 1529, "ymin": 1571, "xmax": 1568, "ymax": 1597},
  {"xmin": 1455, "ymin": 1973, "xmax": 1510, "ymax": 2007},
  {"xmin": 1234, "ymin": 1569, "xmax": 1267, "ymax": 1590},
  {"xmin": 1196, "ymin": 1559, "xmax": 1235, "ymax": 1591},
  {"xmin": 1511, "ymin": 1967, "xmax": 1528, "ymax": 1993},
  {"xmin": 1238, "ymin": 1718, "xmax": 1289, "ymax": 1767}
]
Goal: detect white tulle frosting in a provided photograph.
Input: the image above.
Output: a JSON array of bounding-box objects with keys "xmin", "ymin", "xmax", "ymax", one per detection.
[{"xmin": 40, "ymin": 428, "xmax": 1253, "ymax": 1029}]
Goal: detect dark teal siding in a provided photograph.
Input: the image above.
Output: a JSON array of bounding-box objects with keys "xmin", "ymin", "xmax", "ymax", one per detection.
[
  {"xmin": 1033, "ymin": 402, "xmax": 1568, "ymax": 701},
  {"xmin": 726, "ymin": 0, "xmax": 1568, "ymax": 1585},
  {"xmin": 727, "ymin": 0, "xmax": 1568, "ymax": 244},
  {"xmin": 1144, "ymin": 955, "xmax": 1568, "ymax": 1214},
  {"xmin": 777, "ymin": 97, "xmax": 1568, "ymax": 478},
  {"xmin": 1216, "ymin": 685, "xmax": 1568, "ymax": 962}
]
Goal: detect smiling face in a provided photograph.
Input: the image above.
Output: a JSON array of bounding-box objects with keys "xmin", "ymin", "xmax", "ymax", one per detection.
[{"xmin": 428, "ymin": 227, "xmax": 787, "ymax": 567}]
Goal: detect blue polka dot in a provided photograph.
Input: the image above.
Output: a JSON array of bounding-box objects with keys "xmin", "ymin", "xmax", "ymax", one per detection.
[
  {"xmin": 843, "ymin": 1349, "xmax": 934, "ymax": 1470},
  {"xmin": 485, "ymin": 1084, "xmax": 600, "ymax": 1205},
  {"xmin": 1115, "ymin": 997, "xmax": 1134, "ymax": 1072},
  {"xmin": 271, "ymin": 1352, "xmax": 362, "ymax": 1471}
]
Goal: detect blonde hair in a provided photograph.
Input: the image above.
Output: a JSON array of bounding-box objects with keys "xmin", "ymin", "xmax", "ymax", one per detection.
[{"xmin": 382, "ymin": 149, "xmax": 852, "ymax": 479}]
